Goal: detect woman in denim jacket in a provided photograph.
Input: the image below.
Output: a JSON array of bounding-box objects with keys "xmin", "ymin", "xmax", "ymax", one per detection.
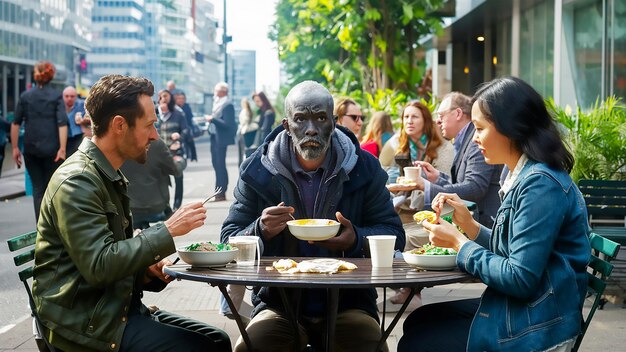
[{"xmin": 399, "ymin": 77, "xmax": 591, "ymax": 352}]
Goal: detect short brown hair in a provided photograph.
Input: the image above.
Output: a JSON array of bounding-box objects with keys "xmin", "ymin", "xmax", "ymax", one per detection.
[{"xmin": 86, "ymin": 75, "xmax": 154, "ymax": 137}]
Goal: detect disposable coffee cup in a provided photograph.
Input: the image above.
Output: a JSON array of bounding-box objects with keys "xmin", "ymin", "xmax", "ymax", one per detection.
[
  {"xmin": 228, "ymin": 236, "xmax": 261, "ymax": 266},
  {"xmin": 403, "ymin": 166, "xmax": 422, "ymax": 182},
  {"xmin": 367, "ymin": 235, "xmax": 396, "ymax": 268}
]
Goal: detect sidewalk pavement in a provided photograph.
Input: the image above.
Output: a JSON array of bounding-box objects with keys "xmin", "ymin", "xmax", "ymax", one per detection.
[
  {"xmin": 0, "ymin": 169, "xmax": 26, "ymax": 200},
  {"xmin": 2, "ymin": 139, "xmax": 626, "ymax": 351}
]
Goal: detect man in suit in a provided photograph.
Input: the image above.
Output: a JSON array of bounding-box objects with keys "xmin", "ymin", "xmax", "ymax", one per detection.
[
  {"xmin": 206, "ymin": 82, "xmax": 236, "ymax": 201},
  {"xmin": 415, "ymin": 92, "xmax": 502, "ymax": 227}
]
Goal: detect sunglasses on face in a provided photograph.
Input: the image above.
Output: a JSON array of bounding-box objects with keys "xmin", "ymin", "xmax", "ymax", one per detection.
[{"xmin": 344, "ymin": 114, "xmax": 365, "ymax": 122}]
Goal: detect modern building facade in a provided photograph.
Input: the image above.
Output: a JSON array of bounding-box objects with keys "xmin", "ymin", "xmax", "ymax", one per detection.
[
  {"xmin": 88, "ymin": 0, "xmax": 146, "ymax": 82},
  {"xmin": 89, "ymin": 0, "xmax": 222, "ymax": 113},
  {"xmin": 0, "ymin": 0, "xmax": 92, "ymax": 175},
  {"xmin": 429, "ymin": 0, "xmax": 625, "ymax": 109},
  {"xmin": 228, "ymin": 49, "xmax": 256, "ymax": 116},
  {"xmin": 0, "ymin": 0, "xmax": 91, "ymax": 118}
]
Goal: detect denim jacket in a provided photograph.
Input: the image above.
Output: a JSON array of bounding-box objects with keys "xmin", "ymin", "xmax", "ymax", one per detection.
[{"xmin": 457, "ymin": 161, "xmax": 590, "ymax": 351}]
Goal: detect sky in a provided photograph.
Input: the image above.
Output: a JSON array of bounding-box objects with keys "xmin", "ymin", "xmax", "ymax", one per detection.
[{"xmin": 212, "ymin": 0, "xmax": 280, "ymax": 97}]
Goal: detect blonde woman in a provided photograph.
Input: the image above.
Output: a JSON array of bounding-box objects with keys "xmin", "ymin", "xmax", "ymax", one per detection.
[
  {"xmin": 334, "ymin": 97, "xmax": 364, "ymax": 137},
  {"xmin": 360, "ymin": 111, "xmax": 394, "ymax": 158}
]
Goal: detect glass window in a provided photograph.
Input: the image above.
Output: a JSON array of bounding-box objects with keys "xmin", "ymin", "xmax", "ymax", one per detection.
[
  {"xmin": 495, "ymin": 17, "xmax": 512, "ymax": 77},
  {"xmin": 572, "ymin": 1, "xmax": 603, "ymax": 107},
  {"xmin": 519, "ymin": 0, "xmax": 554, "ymax": 97},
  {"xmin": 611, "ymin": 0, "xmax": 626, "ymax": 102}
]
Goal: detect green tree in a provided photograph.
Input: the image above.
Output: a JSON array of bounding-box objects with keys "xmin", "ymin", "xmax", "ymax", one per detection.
[{"xmin": 271, "ymin": 0, "xmax": 447, "ymax": 99}]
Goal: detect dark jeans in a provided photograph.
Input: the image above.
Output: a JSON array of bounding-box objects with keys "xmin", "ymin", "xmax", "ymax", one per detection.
[
  {"xmin": 66, "ymin": 134, "xmax": 83, "ymax": 156},
  {"xmin": 120, "ymin": 310, "xmax": 231, "ymax": 352},
  {"xmin": 173, "ymin": 174, "xmax": 183, "ymax": 209},
  {"xmin": 210, "ymin": 137, "xmax": 228, "ymax": 195},
  {"xmin": 24, "ymin": 153, "xmax": 61, "ymax": 222},
  {"xmin": 185, "ymin": 138, "xmax": 197, "ymax": 161},
  {"xmin": 398, "ymin": 298, "xmax": 480, "ymax": 352}
]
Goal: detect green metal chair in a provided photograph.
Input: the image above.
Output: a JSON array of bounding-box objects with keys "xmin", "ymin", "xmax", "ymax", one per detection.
[
  {"xmin": 7, "ymin": 231, "xmax": 58, "ymax": 352},
  {"xmin": 573, "ymin": 232, "xmax": 621, "ymax": 351}
]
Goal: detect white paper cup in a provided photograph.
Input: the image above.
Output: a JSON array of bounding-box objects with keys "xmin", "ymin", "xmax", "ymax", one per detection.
[
  {"xmin": 228, "ymin": 236, "xmax": 261, "ymax": 266},
  {"xmin": 403, "ymin": 166, "xmax": 422, "ymax": 182},
  {"xmin": 367, "ymin": 235, "xmax": 396, "ymax": 268}
]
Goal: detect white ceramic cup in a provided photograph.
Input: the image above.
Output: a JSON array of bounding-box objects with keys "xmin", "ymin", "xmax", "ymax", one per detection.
[
  {"xmin": 403, "ymin": 166, "xmax": 422, "ymax": 182},
  {"xmin": 228, "ymin": 236, "xmax": 261, "ymax": 266},
  {"xmin": 367, "ymin": 235, "xmax": 397, "ymax": 268}
]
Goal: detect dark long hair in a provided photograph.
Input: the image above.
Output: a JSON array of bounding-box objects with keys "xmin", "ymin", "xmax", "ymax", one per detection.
[
  {"xmin": 472, "ymin": 77, "xmax": 574, "ymax": 172},
  {"xmin": 253, "ymin": 91, "xmax": 274, "ymax": 113},
  {"xmin": 158, "ymin": 89, "xmax": 176, "ymax": 113}
]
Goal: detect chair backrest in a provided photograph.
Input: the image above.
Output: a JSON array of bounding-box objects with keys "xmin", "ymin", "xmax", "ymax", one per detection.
[
  {"xmin": 578, "ymin": 179, "xmax": 626, "ymax": 223},
  {"xmin": 7, "ymin": 231, "xmax": 58, "ymax": 352},
  {"xmin": 573, "ymin": 232, "xmax": 621, "ymax": 351}
]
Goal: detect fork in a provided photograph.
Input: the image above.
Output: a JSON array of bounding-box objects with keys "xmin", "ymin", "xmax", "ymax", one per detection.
[{"xmin": 202, "ymin": 187, "xmax": 223, "ymax": 205}]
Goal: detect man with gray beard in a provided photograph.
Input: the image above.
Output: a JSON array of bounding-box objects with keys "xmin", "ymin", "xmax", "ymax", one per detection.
[{"xmin": 221, "ymin": 81, "xmax": 405, "ymax": 351}]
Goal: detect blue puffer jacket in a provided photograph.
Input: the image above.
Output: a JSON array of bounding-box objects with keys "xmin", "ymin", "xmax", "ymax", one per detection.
[
  {"xmin": 221, "ymin": 125, "xmax": 405, "ymax": 320},
  {"xmin": 458, "ymin": 161, "xmax": 590, "ymax": 351}
]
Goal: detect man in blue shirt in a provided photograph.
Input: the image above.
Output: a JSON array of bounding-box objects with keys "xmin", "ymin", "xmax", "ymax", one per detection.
[{"xmin": 63, "ymin": 86, "xmax": 86, "ymax": 156}]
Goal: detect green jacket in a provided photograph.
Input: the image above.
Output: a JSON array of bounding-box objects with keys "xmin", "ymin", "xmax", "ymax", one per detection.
[{"xmin": 33, "ymin": 139, "xmax": 176, "ymax": 351}]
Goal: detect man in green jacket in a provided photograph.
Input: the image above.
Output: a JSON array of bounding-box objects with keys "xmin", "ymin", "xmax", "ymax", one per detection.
[{"xmin": 32, "ymin": 74, "xmax": 231, "ymax": 351}]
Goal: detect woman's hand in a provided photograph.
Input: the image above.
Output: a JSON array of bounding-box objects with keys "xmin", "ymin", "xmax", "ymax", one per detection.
[
  {"xmin": 422, "ymin": 219, "xmax": 468, "ymax": 252},
  {"xmin": 54, "ymin": 148, "xmax": 66, "ymax": 162},
  {"xmin": 432, "ymin": 192, "xmax": 480, "ymax": 239}
]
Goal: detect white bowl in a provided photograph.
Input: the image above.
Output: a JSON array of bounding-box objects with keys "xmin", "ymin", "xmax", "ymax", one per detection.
[
  {"xmin": 287, "ymin": 219, "xmax": 340, "ymax": 241},
  {"xmin": 177, "ymin": 247, "xmax": 238, "ymax": 267},
  {"xmin": 402, "ymin": 251, "xmax": 457, "ymax": 270}
]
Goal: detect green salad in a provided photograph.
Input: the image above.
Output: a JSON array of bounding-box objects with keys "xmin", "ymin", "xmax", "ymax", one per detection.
[
  {"xmin": 184, "ymin": 241, "xmax": 232, "ymax": 252},
  {"xmin": 410, "ymin": 243, "xmax": 457, "ymax": 255}
]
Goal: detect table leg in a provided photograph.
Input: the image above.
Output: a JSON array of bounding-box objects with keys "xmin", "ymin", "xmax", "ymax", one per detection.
[
  {"xmin": 217, "ymin": 285, "xmax": 253, "ymax": 351},
  {"xmin": 278, "ymin": 288, "xmax": 301, "ymax": 350},
  {"xmin": 326, "ymin": 287, "xmax": 339, "ymax": 352},
  {"xmin": 376, "ymin": 287, "xmax": 418, "ymax": 351}
]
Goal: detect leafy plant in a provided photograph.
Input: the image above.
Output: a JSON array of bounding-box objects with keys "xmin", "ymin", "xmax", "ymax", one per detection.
[
  {"xmin": 271, "ymin": 0, "xmax": 447, "ymax": 96},
  {"xmin": 548, "ymin": 96, "xmax": 626, "ymax": 182}
]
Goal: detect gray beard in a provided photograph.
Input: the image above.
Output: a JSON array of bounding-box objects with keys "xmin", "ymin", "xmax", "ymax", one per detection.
[{"xmin": 295, "ymin": 143, "xmax": 327, "ymax": 160}]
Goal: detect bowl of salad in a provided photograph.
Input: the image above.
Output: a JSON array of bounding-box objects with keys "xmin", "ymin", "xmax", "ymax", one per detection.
[
  {"xmin": 403, "ymin": 244, "xmax": 457, "ymax": 270},
  {"xmin": 177, "ymin": 241, "xmax": 238, "ymax": 267}
]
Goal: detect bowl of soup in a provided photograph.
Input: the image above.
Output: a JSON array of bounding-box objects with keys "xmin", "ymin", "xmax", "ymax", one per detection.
[{"xmin": 287, "ymin": 219, "xmax": 340, "ymax": 241}]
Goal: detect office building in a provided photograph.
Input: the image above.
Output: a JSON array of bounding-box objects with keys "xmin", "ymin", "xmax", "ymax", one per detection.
[
  {"xmin": 429, "ymin": 0, "xmax": 625, "ymax": 108},
  {"xmin": 0, "ymin": 0, "xmax": 91, "ymax": 119},
  {"xmin": 229, "ymin": 50, "xmax": 256, "ymax": 116}
]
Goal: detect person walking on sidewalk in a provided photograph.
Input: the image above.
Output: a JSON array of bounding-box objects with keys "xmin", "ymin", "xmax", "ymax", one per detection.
[
  {"xmin": 206, "ymin": 82, "xmax": 236, "ymax": 201},
  {"xmin": 63, "ymin": 86, "xmax": 86, "ymax": 156},
  {"xmin": 11, "ymin": 60, "xmax": 67, "ymax": 222},
  {"xmin": 32, "ymin": 74, "xmax": 231, "ymax": 352}
]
